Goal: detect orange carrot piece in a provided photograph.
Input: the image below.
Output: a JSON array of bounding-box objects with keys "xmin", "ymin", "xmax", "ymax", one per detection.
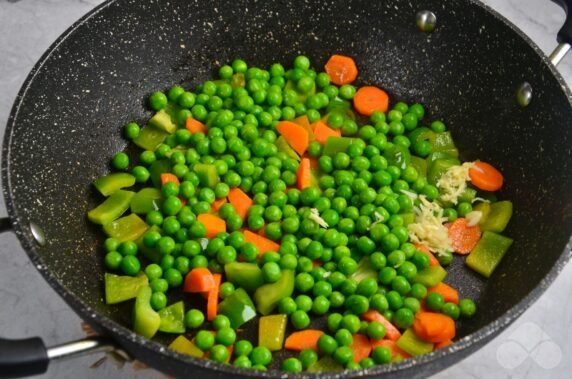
[
  {"xmin": 312, "ymin": 120, "xmax": 341, "ymax": 144},
  {"xmin": 353, "ymin": 86, "xmax": 390, "ymax": 116},
  {"xmin": 227, "ymin": 187, "xmax": 253, "ymax": 221},
  {"xmin": 324, "ymin": 54, "xmax": 358, "ymax": 85},
  {"xmin": 284, "ymin": 330, "xmax": 324, "ymax": 352},
  {"xmin": 276, "ymin": 121, "xmax": 310, "ymax": 156},
  {"xmin": 297, "ymin": 158, "xmax": 312, "ymax": 190},
  {"xmin": 414, "ymin": 243, "xmax": 440, "ymax": 266},
  {"xmin": 197, "ymin": 214, "xmax": 226, "ymax": 239},
  {"xmin": 370, "ymin": 339, "xmax": 411, "ymax": 359},
  {"xmin": 435, "ymin": 340, "xmax": 453, "ymax": 349},
  {"xmin": 243, "ymin": 229, "xmax": 280, "ymax": 255},
  {"xmin": 427, "ymin": 282, "xmax": 459, "ymax": 304},
  {"xmin": 468, "ymin": 161, "xmax": 504, "ymax": 191},
  {"xmin": 448, "ymin": 218, "xmax": 482, "ymax": 254},
  {"xmin": 413, "ymin": 312, "xmax": 456, "ymax": 343},
  {"xmin": 211, "ymin": 198, "xmax": 227, "ymax": 213},
  {"xmin": 183, "ymin": 267, "xmax": 215, "ymax": 293},
  {"xmin": 161, "ymin": 173, "xmax": 180, "ymax": 186},
  {"xmin": 185, "ymin": 117, "xmax": 207, "ymax": 134},
  {"xmin": 362, "ymin": 310, "xmax": 401, "ymax": 341},
  {"xmin": 351, "ymin": 334, "xmax": 372, "ymax": 363},
  {"xmin": 207, "ymin": 273, "xmax": 221, "ymax": 321}
]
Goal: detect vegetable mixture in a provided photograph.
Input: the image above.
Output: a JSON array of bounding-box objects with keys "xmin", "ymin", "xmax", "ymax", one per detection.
[{"xmin": 88, "ymin": 54, "xmax": 513, "ymax": 372}]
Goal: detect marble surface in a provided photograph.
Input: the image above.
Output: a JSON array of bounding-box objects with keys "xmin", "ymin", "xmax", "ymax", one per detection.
[{"xmin": 0, "ymin": 0, "xmax": 571, "ymax": 378}]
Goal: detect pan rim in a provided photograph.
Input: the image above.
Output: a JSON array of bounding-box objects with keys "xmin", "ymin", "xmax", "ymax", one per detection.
[{"xmin": 2, "ymin": 0, "xmax": 571, "ymax": 377}]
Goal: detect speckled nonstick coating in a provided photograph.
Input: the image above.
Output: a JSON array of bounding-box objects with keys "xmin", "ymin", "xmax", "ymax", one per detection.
[{"xmin": 3, "ymin": 0, "xmax": 572, "ymax": 377}]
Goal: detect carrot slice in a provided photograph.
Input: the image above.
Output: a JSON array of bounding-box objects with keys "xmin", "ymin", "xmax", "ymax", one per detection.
[
  {"xmin": 312, "ymin": 120, "xmax": 341, "ymax": 144},
  {"xmin": 244, "ymin": 229, "xmax": 279, "ymax": 255},
  {"xmin": 447, "ymin": 218, "xmax": 481, "ymax": 254},
  {"xmin": 435, "ymin": 340, "xmax": 453, "ymax": 349},
  {"xmin": 413, "ymin": 312, "xmax": 456, "ymax": 343},
  {"xmin": 353, "ymin": 86, "xmax": 390, "ymax": 116},
  {"xmin": 183, "ymin": 267, "xmax": 215, "ymax": 293},
  {"xmin": 324, "ymin": 54, "xmax": 358, "ymax": 85},
  {"xmin": 284, "ymin": 330, "xmax": 324, "ymax": 352},
  {"xmin": 297, "ymin": 158, "xmax": 312, "ymax": 190},
  {"xmin": 362, "ymin": 310, "xmax": 401, "ymax": 341},
  {"xmin": 207, "ymin": 273, "xmax": 221, "ymax": 321},
  {"xmin": 276, "ymin": 121, "xmax": 310, "ymax": 156},
  {"xmin": 197, "ymin": 214, "xmax": 226, "ymax": 239},
  {"xmin": 350, "ymin": 334, "xmax": 372, "ymax": 363},
  {"xmin": 227, "ymin": 187, "xmax": 253, "ymax": 221},
  {"xmin": 468, "ymin": 161, "xmax": 504, "ymax": 191},
  {"xmin": 211, "ymin": 198, "xmax": 227, "ymax": 213},
  {"xmin": 293, "ymin": 115, "xmax": 316, "ymax": 141},
  {"xmin": 161, "ymin": 173, "xmax": 180, "ymax": 186},
  {"xmin": 370, "ymin": 339, "xmax": 411, "ymax": 359},
  {"xmin": 427, "ymin": 282, "xmax": 459, "ymax": 304},
  {"xmin": 414, "ymin": 243, "xmax": 440, "ymax": 266},
  {"xmin": 185, "ymin": 117, "xmax": 207, "ymax": 134}
]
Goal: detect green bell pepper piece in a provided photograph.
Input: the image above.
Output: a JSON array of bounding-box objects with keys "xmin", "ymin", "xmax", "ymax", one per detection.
[
  {"xmin": 94, "ymin": 173, "xmax": 136, "ymax": 196},
  {"xmin": 466, "ymin": 231, "xmax": 513, "ymax": 278},
  {"xmin": 413, "ymin": 265, "xmax": 447, "ymax": 287},
  {"xmin": 409, "ymin": 127, "xmax": 435, "ymax": 145},
  {"xmin": 133, "ymin": 286, "xmax": 161, "ymax": 339},
  {"xmin": 193, "ymin": 163, "xmax": 219, "ymax": 188},
  {"xmin": 218, "ymin": 288, "xmax": 257, "ymax": 328},
  {"xmin": 480, "ymin": 201, "xmax": 512, "ymax": 233},
  {"xmin": 473, "ymin": 202, "xmax": 491, "ymax": 225},
  {"xmin": 258, "ymin": 314, "xmax": 287, "ymax": 351},
  {"xmin": 104, "ymin": 273, "xmax": 149, "ymax": 304},
  {"xmin": 396, "ymin": 329, "xmax": 434, "ymax": 356},
  {"xmin": 134, "ymin": 124, "xmax": 169, "ymax": 151},
  {"xmin": 254, "ymin": 269, "xmax": 295, "ymax": 315},
  {"xmin": 131, "ymin": 188, "xmax": 163, "ymax": 214},
  {"xmin": 88, "ymin": 190, "xmax": 134, "ymax": 225},
  {"xmin": 159, "ymin": 301, "xmax": 185, "ymax": 334},
  {"xmin": 224, "ymin": 262, "xmax": 264, "ymax": 293},
  {"xmin": 103, "ymin": 213, "xmax": 149, "ymax": 242},
  {"xmin": 349, "ymin": 257, "xmax": 377, "ymax": 283},
  {"xmin": 410, "ymin": 156, "xmax": 427, "ymax": 178},
  {"xmin": 326, "ymin": 98, "xmax": 355, "ymax": 120},
  {"xmin": 427, "ymin": 159, "xmax": 461, "ymax": 185},
  {"xmin": 149, "ymin": 159, "xmax": 172, "ymax": 188},
  {"xmin": 135, "ymin": 225, "xmax": 163, "ymax": 263},
  {"xmin": 322, "ymin": 137, "xmax": 358, "ymax": 156},
  {"xmin": 384, "ymin": 144, "xmax": 411, "ymax": 170},
  {"xmin": 433, "ymin": 132, "xmax": 458, "ymax": 157},
  {"xmin": 168, "ymin": 335, "xmax": 203, "ymax": 358},
  {"xmin": 149, "ymin": 109, "xmax": 177, "ymax": 134},
  {"xmin": 276, "ymin": 136, "xmax": 300, "ymax": 161},
  {"xmin": 400, "ymin": 212, "xmax": 416, "ymax": 226},
  {"xmin": 426, "ymin": 151, "xmax": 459, "ymax": 166},
  {"xmin": 307, "ymin": 357, "xmax": 344, "ymax": 372}
]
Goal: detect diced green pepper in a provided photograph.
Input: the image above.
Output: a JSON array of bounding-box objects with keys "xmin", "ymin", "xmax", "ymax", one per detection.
[
  {"xmin": 218, "ymin": 288, "xmax": 257, "ymax": 329},
  {"xmin": 480, "ymin": 201, "xmax": 513, "ymax": 233},
  {"xmin": 104, "ymin": 273, "xmax": 148, "ymax": 304},
  {"xmin": 133, "ymin": 286, "xmax": 161, "ymax": 339},
  {"xmin": 466, "ymin": 231, "xmax": 513, "ymax": 278},
  {"xmin": 426, "ymin": 151, "xmax": 459, "ymax": 166},
  {"xmin": 400, "ymin": 213, "xmax": 416, "ymax": 226},
  {"xmin": 473, "ymin": 202, "xmax": 491, "ymax": 225},
  {"xmin": 149, "ymin": 109, "xmax": 177, "ymax": 134},
  {"xmin": 413, "ymin": 265, "xmax": 447, "ymax": 287},
  {"xmin": 258, "ymin": 314, "xmax": 287, "ymax": 351},
  {"xmin": 349, "ymin": 257, "xmax": 377, "ymax": 283},
  {"xmin": 307, "ymin": 357, "xmax": 344, "ymax": 372},
  {"xmin": 396, "ymin": 329, "xmax": 434, "ymax": 356},
  {"xmin": 384, "ymin": 144, "xmax": 411, "ymax": 170},
  {"xmin": 322, "ymin": 137, "xmax": 358, "ymax": 156},
  {"xmin": 432, "ymin": 132, "xmax": 458, "ymax": 157},
  {"xmin": 135, "ymin": 225, "xmax": 163, "ymax": 263},
  {"xmin": 193, "ymin": 163, "xmax": 219, "ymax": 188},
  {"xmin": 427, "ymin": 159, "xmax": 461, "ymax": 185},
  {"xmin": 88, "ymin": 190, "xmax": 134, "ymax": 225},
  {"xmin": 168, "ymin": 335, "xmax": 204, "ymax": 358},
  {"xmin": 134, "ymin": 124, "xmax": 169, "ymax": 151},
  {"xmin": 103, "ymin": 213, "xmax": 149, "ymax": 242},
  {"xmin": 224, "ymin": 262, "xmax": 264, "ymax": 293},
  {"xmin": 276, "ymin": 136, "xmax": 300, "ymax": 161},
  {"xmin": 254, "ymin": 269, "xmax": 295, "ymax": 315},
  {"xmin": 410, "ymin": 156, "xmax": 427, "ymax": 178},
  {"xmin": 131, "ymin": 188, "xmax": 163, "ymax": 214},
  {"xmin": 409, "ymin": 127, "xmax": 436, "ymax": 145},
  {"xmin": 326, "ymin": 98, "xmax": 355, "ymax": 120},
  {"xmin": 159, "ymin": 301, "xmax": 185, "ymax": 334},
  {"xmin": 149, "ymin": 159, "xmax": 172, "ymax": 188},
  {"xmin": 94, "ymin": 173, "xmax": 136, "ymax": 196}
]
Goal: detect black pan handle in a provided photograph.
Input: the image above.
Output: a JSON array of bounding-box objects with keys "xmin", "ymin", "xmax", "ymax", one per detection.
[{"xmin": 550, "ymin": 0, "xmax": 572, "ymax": 65}]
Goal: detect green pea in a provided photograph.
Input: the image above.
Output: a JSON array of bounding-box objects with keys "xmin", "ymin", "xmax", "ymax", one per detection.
[
  {"xmin": 148, "ymin": 91, "xmax": 167, "ymax": 110},
  {"xmin": 104, "ymin": 251, "xmax": 122, "ymax": 270},
  {"xmin": 290, "ymin": 310, "xmax": 310, "ymax": 330},
  {"xmin": 372, "ymin": 346, "xmax": 392, "ymax": 364},
  {"xmin": 120, "ymin": 255, "xmax": 140, "ymax": 276},
  {"xmin": 234, "ymin": 340, "xmax": 253, "ymax": 357},
  {"xmin": 459, "ymin": 298, "xmax": 477, "ymax": 318},
  {"xmin": 184, "ymin": 309, "xmax": 205, "ymax": 329},
  {"xmin": 426, "ymin": 292, "xmax": 445, "ymax": 311},
  {"xmin": 150, "ymin": 292, "xmax": 167, "ymax": 311}
]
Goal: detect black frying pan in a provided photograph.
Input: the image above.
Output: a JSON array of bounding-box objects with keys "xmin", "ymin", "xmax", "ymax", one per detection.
[{"xmin": 1, "ymin": 0, "xmax": 572, "ymax": 378}]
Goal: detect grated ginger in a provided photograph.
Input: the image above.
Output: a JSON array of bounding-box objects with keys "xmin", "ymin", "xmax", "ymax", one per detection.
[
  {"xmin": 436, "ymin": 162, "xmax": 475, "ymax": 204},
  {"xmin": 407, "ymin": 195, "xmax": 452, "ymax": 255}
]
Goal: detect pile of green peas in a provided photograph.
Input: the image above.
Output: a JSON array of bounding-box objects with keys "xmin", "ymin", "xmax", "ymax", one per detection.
[{"xmin": 103, "ymin": 55, "xmax": 477, "ymax": 371}]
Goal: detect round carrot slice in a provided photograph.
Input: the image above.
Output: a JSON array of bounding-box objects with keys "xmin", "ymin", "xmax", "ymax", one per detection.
[
  {"xmin": 324, "ymin": 54, "xmax": 358, "ymax": 85},
  {"xmin": 353, "ymin": 86, "xmax": 390, "ymax": 116},
  {"xmin": 469, "ymin": 161, "xmax": 504, "ymax": 191}
]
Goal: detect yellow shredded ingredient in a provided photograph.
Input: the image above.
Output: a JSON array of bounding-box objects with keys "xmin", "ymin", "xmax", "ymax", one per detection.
[
  {"xmin": 407, "ymin": 195, "xmax": 452, "ymax": 255},
  {"xmin": 436, "ymin": 162, "xmax": 475, "ymax": 204}
]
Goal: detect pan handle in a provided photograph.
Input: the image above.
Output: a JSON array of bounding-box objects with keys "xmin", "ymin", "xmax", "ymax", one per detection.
[
  {"xmin": 0, "ymin": 336, "xmax": 123, "ymax": 378},
  {"xmin": 550, "ymin": 0, "xmax": 572, "ymax": 65}
]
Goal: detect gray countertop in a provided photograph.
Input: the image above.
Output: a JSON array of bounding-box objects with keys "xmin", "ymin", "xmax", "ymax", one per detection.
[{"xmin": 0, "ymin": 0, "xmax": 571, "ymax": 378}]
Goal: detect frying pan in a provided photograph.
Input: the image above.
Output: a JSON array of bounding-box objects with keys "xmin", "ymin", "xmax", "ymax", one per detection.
[{"xmin": 1, "ymin": 0, "xmax": 572, "ymax": 377}]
